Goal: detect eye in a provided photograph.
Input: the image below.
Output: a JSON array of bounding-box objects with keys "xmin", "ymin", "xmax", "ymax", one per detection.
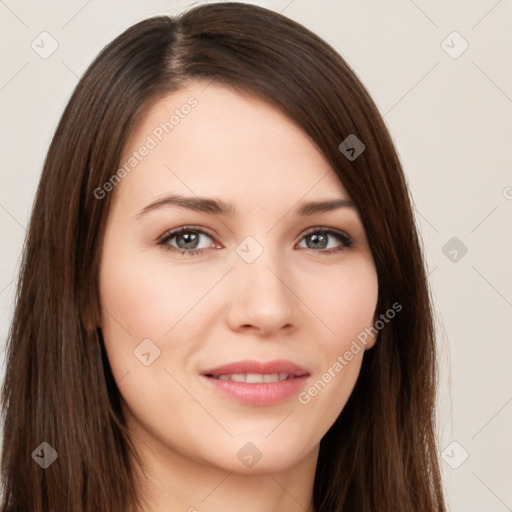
[
  {"xmin": 158, "ymin": 226, "xmax": 217, "ymax": 257},
  {"xmin": 297, "ymin": 227, "xmax": 353, "ymax": 255},
  {"xmin": 157, "ymin": 226, "xmax": 353, "ymax": 257}
]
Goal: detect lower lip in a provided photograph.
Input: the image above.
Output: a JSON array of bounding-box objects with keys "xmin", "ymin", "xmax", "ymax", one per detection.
[{"xmin": 200, "ymin": 375, "xmax": 309, "ymax": 406}]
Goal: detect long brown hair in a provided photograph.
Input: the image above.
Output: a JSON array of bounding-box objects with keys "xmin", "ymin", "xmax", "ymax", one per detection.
[{"xmin": 0, "ymin": 3, "xmax": 446, "ymax": 511}]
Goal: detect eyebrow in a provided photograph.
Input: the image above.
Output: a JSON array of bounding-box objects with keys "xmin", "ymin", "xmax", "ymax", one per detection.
[{"xmin": 135, "ymin": 194, "xmax": 356, "ymax": 218}]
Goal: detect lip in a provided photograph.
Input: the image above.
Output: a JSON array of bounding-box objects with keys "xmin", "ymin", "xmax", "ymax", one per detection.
[{"xmin": 200, "ymin": 359, "xmax": 310, "ymax": 406}]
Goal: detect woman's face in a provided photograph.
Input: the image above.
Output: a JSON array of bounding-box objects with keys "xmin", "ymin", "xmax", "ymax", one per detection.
[{"xmin": 98, "ymin": 81, "xmax": 379, "ymax": 474}]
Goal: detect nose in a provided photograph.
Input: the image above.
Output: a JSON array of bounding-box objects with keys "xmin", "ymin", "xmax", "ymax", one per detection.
[{"xmin": 225, "ymin": 244, "xmax": 298, "ymax": 336}]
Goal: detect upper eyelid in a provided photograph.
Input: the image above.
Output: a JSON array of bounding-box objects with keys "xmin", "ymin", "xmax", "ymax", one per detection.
[{"xmin": 159, "ymin": 225, "xmax": 216, "ymax": 242}]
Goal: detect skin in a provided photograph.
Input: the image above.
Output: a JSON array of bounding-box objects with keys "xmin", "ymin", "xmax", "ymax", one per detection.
[{"xmin": 98, "ymin": 81, "xmax": 379, "ymax": 512}]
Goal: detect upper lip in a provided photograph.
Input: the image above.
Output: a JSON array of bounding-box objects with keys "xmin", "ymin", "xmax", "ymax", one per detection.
[{"xmin": 201, "ymin": 359, "xmax": 310, "ymax": 377}]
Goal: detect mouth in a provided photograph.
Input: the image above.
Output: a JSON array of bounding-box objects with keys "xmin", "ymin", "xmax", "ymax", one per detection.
[
  {"xmin": 206, "ymin": 372, "xmax": 298, "ymax": 383},
  {"xmin": 200, "ymin": 359, "xmax": 310, "ymax": 406}
]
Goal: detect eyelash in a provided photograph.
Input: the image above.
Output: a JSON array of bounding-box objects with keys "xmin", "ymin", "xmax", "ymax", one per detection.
[{"xmin": 157, "ymin": 225, "xmax": 354, "ymax": 257}]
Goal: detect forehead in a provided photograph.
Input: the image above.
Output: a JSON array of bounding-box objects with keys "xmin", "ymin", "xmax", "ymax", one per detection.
[{"xmin": 114, "ymin": 81, "xmax": 350, "ymax": 210}]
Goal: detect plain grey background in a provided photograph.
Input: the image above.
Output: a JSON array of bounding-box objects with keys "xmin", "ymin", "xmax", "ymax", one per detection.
[{"xmin": 1, "ymin": 1, "xmax": 511, "ymax": 510}]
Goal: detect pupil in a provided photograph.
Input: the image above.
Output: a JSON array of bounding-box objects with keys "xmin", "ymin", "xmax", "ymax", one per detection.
[
  {"xmin": 178, "ymin": 232, "xmax": 198, "ymax": 249},
  {"xmin": 309, "ymin": 233, "xmax": 327, "ymax": 249}
]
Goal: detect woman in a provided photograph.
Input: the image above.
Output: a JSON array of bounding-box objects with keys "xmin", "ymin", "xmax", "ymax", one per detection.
[{"xmin": 0, "ymin": 3, "xmax": 446, "ymax": 511}]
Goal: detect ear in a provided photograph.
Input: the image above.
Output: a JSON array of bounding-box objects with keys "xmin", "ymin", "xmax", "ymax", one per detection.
[
  {"xmin": 363, "ymin": 313, "xmax": 380, "ymax": 351},
  {"xmin": 364, "ymin": 332, "xmax": 378, "ymax": 351},
  {"xmin": 82, "ymin": 299, "xmax": 102, "ymax": 334}
]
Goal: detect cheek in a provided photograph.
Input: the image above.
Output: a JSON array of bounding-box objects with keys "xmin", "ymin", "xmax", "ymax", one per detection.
[
  {"xmin": 99, "ymin": 245, "xmax": 218, "ymax": 338},
  {"xmin": 307, "ymin": 257, "xmax": 379, "ymax": 348},
  {"xmin": 294, "ymin": 258, "xmax": 378, "ymax": 413},
  {"xmin": 98, "ymin": 241, "xmax": 225, "ymax": 389}
]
